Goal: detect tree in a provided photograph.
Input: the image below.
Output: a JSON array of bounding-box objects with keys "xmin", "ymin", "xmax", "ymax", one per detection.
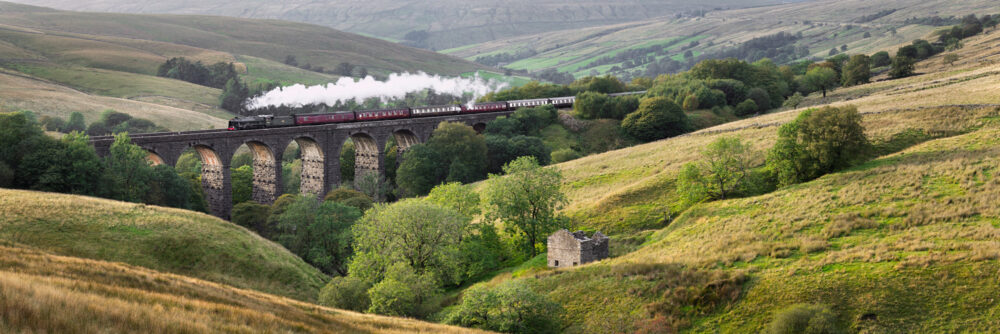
[
  {"xmin": 767, "ymin": 106, "xmax": 870, "ymax": 187},
  {"xmin": 396, "ymin": 144, "xmax": 447, "ymax": 196},
  {"xmin": 426, "ymin": 182, "xmax": 481, "ymax": 219},
  {"xmin": 871, "ymin": 51, "xmax": 891, "ymax": 68},
  {"xmin": 366, "ymin": 263, "xmax": 440, "ymax": 318},
  {"xmin": 621, "ymin": 97, "xmax": 690, "ymax": 142},
  {"xmin": 943, "ymin": 53, "xmax": 960, "ymax": 66},
  {"xmin": 481, "ymin": 156, "xmax": 566, "ymax": 257},
  {"xmin": 145, "ymin": 164, "xmax": 193, "ymax": 209},
  {"xmin": 101, "ymin": 132, "xmax": 151, "ymax": 202},
  {"xmin": 324, "ymin": 187, "xmax": 373, "ymax": 211},
  {"xmin": 307, "ymin": 202, "xmax": 362, "ymax": 275},
  {"xmin": 397, "ymin": 122, "xmax": 488, "ymax": 196},
  {"xmin": 66, "ymin": 112, "xmax": 86, "ymax": 133},
  {"xmin": 485, "ymin": 135, "xmax": 551, "ymax": 174},
  {"xmin": 573, "ymin": 91, "xmax": 610, "ymax": 119},
  {"xmin": 888, "ymin": 55, "xmax": 915, "ymax": 79},
  {"xmin": 551, "ymin": 148, "xmax": 581, "ymax": 163},
  {"xmin": 349, "ymin": 199, "xmax": 467, "ymax": 285},
  {"xmin": 802, "ymin": 67, "xmax": 838, "ymax": 97},
  {"xmin": 340, "ymin": 140, "xmax": 356, "ymax": 183},
  {"xmin": 746, "ymin": 87, "xmax": 771, "ymax": 111},
  {"xmin": 841, "ymin": 54, "xmax": 872, "ymax": 86},
  {"xmin": 231, "ymin": 201, "xmax": 271, "ymax": 234},
  {"xmin": 284, "ymin": 55, "xmax": 298, "ymax": 67},
  {"xmin": 220, "ymin": 78, "xmax": 249, "ymax": 113},
  {"xmin": 230, "ymin": 165, "xmax": 253, "ymax": 205},
  {"xmin": 676, "ymin": 137, "xmax": 758, "ymax": 204},
  {"xmin": 318, "ymin": 276, "xmax": 370, "ymax": 312},
  {"xmin": 446, "ymin": 280, "xmax": 564, "ymax": 333},
  {"xmin": 682, "ymin": 94, "xmax": 699, "ymax": 111}
]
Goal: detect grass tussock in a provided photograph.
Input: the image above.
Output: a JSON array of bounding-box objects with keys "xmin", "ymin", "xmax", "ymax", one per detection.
[
  {"xmin": 0, "ymin": 188, "xmax": 326, "ymax": 301},
  {"xmin": 0, "ymin": 244, "xmax": 484, "ymax": 333}
]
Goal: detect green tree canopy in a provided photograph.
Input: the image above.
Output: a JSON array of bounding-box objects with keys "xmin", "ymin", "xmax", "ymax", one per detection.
[
  {"xmin": 481, "ymin": 156, "xmax": 566, "ymax": 257},
  {"xmin": 101, "ymin": 132, "xmax": 152, "ymax": 202},
  {"xmin": 349, "ymin": 199, "xmax": 467, "ymax": 285},
  {"xmin": 802, "ymin": 67, "xmax": 838, "ymax": 97},
  {"xmin": 841, "ymin": 54, "xmax": 872, "ymax": 86},
  {"xmin": 446, "ymin": 280, "xmax": 564, "ymax": 334},
  {"xmin": 889, "ymin": 55, "xmax": 916, "ymax": 79},
  {"xmin": 767, "ymin": 106, "xmax": 871, "ymax": 187},
  {"xmin": 621, "ymin": 96, "xmax": 690, "ymax": 141}
]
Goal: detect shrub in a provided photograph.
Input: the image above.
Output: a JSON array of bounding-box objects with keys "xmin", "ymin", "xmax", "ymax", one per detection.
[
  {"xmin": 768, "ymin": 304, "xmax": 844, "ymax": 334},
  {"xmin": 231, "ymin": 202, "xmax": 271, "ymax": 235},
  {"xmin": 621, "ymin": 97, "xmax": 690, "ymax": 141},
  {"xmin": 889, "ymin": 56, "xmax": 915, "ymax": 79},
  {"xmin": 734, "ymin": 99, "xmax": 759, "ymax": 116},
  {"xmin": 445, "ymin": 280, "xmax": 564, "ymax": 333},
  {"xmin": 782, "ymin": 92, "xmax": 804, "ymax": 109},
  {"xmin": 767, "ymin": 106, "xmax": 870, "ymax": 187},
  {"xmin": 318, "ymin": 276, "xmax": 370, "ymax": 312},
  {"xmin": 324, "ymin": 188, "xmax": 372, "ymax": 211},
  {"xmin": 366, "ymin": 263, "xmax": 440, "ymax": 318}
]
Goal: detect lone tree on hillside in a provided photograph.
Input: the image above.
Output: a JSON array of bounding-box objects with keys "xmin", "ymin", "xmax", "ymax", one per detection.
[
  {"xmin": 889, "ymin": 55, "xmax": 916, "ymax": 79},
  {"xmin": 767, "ymin": 105, "xmax": 870, "ymax": 187},
  {"xmin": 677, "ymin": 137, "xmax": 759, "ymax": 205},
  {"xmin": 943, "ymin": 53, "xmax": 960, "ymax": 66},
  {"xmin": 803, "ymin": 67, "xmax": 838, "ymax": 98},
  {"xmin": 482, "ymin": 156, "xmax": 566, "ymax": 257},
  {"xmin": 841, "ymin": 54, "xmax": 872, "ymax": 86}
]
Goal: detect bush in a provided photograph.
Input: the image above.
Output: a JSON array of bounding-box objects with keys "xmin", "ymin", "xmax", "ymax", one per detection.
[
  {"xmin": 324, "ymin": 188, "xmax": 372, "ymax": 207},
  {"xmin": 768, "ymin": 304, "xmax": 844, "ymax": 334},
  {"xmin": 318, "ymin": 276, "xmax": 370, "ymax": 312},
  {"xmin": 734, "ymin": 99, "xmax": 759, "ymax": 116},
  {"xmin": 445, "ymin": 280, "xmax": 564, "ymax": 333},
  {"xmin": 550, "ymin": 148, "xmax": 582, "ymax": 163},
  {"xmin": 889, "ymin": 56, "xmax": 916, "ymax": 79},
  {"xmin": 366, "ymin": 263, "xmax": 440, "ymax": 318},
  {"xmin": 231, "ymin": 202, "xmax": 271, "ymax": 234},
  {"xmin": 746, "ymin": 87, "xmax": 771, "ymax": 111},
  {"xmin": 621, "ymin": 97, "xmax": 690, "ymax": 142},
  {"xmin": 782, "ymin": 92, "xmax": 804, "ymax": 109},
  {"xmin": 767, "ymin": 106, "xmax": 870, "ymax": 187}
]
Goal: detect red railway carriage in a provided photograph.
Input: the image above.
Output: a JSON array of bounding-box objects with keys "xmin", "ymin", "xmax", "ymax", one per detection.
[
  {"xmin": 464, "ymin": 102, "xmax": 509, "ymax": 113},
  {"xmin": 356, "ymin": 108, "xmax": 411, "ymax": 121},
  {"xmin": 295, "ymin": 112, "xmax": 355, "ymax": 125}
]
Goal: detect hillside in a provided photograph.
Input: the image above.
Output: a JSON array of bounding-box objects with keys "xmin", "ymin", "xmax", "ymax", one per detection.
[
  {"xmin": 3, "ymin": 0, "xmax": 808, "ymax": 50},
  {"xmin": 472, "ymin": 22, "xmax": 1000, "ymax": 333},
  {"xmin": 0, "ymin": 242, "xmax": 483, "ymax": 333},
  {"xmin": 0, "ymin": 188, "xmax": 327, "ymax": 302},
  {"xmin": 444, "ymin": 0, "xmax": 1000, "ymax": 78},
  {"xmin": 0, "ymin": 1, "xmax": 492, "ymax": 131}
]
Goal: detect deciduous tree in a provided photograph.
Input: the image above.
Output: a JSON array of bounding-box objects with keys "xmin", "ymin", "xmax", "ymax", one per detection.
[{"xmin": 481, "ymin": 156, "xmax": 566, "ymax": 257}]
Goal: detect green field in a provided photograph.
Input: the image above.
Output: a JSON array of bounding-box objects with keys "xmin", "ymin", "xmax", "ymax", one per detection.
[{"xmin": 238, "ymin": 55, "xmax": 341, "ymax": 87}]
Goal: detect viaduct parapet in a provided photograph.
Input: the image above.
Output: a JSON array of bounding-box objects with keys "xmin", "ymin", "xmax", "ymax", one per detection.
[{"xmin": 90, "ymin": 112, "xmax": 509, "ymax": 219}]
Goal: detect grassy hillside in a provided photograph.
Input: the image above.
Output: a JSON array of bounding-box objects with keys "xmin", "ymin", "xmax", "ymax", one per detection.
[
  {"xmin": 0, "ymin": 242, "xmax": 484, "ymax": 333},
  {"xmin": 0, "ymin": 69, "xmax": 227, "ymax": 130},
  {"xmin": 4, "ymin": 0, "xmax": 808, "ymax": 50},
  {"xmin": 0, "ymin": 1, "xmax": 489, "ymax": 76},
  {"xmin": 0, "ymin": 188, "xmax": 327, "ymax": 302},
  {"xmin": 468, "ymin": 24, "xmax": 1000, "ymax": 333},
  {"xmin": 446, "ymin": 0, "xmax": 1000, "ymax": 78}
]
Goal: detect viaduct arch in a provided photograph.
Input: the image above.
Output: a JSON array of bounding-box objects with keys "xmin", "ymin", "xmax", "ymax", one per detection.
[{"xmin": 91, "ymin": 112, "xmax": 511, "ymax": 219}]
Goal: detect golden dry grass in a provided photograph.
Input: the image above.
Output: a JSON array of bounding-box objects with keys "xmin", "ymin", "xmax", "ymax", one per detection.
[{"xmin": 0, "ymin": 243, "xmax": 486, "ymax": 333}]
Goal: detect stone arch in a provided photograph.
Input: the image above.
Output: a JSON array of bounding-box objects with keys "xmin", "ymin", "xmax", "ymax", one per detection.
[
  {"xmin": 242, "ymin": 140, "xmax": 280, "ymax": 204},
  {"xmin": 392, "ymin": 129, "xmax": 420, "ymax": 156},
  {"xmin": 146, "ymin": 151, "xmax": 165, "ymax": 166},
  {"xmin": 192, "ymin": 144, "xmax": 229, "ymax": 218},
  {"xmin": 351, "ymin": 132, "xmax": 380, "ymax": 183},
  {"xmin": 472, "ymin": 122, "xmax": 487, "ymax": 134},
  {"xmin": 293, "ymin": 137, "xmax": 325, "ymax": 197}
]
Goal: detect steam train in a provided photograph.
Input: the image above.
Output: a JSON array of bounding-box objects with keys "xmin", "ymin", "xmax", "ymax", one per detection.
[{"xmin": 227, "ymin": 91, "xmax": 645, "ymax": 131}]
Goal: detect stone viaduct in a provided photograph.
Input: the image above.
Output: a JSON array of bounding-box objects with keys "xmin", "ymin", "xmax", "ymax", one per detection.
[{"xmin": 90, "ymin": 112, "xmax": 510, "ymax": 219}]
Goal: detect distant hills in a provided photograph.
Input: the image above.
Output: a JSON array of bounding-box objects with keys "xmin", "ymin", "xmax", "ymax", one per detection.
[
  {"xmin": 3, "ymin": 0, "xmax": 811, "ymax": 50},
  {"xmin": 0, "ymin": 1, "xmax": 490, "ymax": 131}
]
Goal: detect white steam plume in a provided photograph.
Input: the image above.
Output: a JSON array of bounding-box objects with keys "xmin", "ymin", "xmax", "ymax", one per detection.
[{"xmin": 248, "ymin": 72, "xmax": 508, "ymax": 109}]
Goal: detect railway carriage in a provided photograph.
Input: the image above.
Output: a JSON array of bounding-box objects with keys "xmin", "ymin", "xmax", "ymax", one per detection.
[
  {"xmin": 411, "ymin": 104, "xmax": 462, "ymax": 117},
  {"xmin": 507, "ymin": 98, "xmax": 551, "ymax": 109},
  {"xmin": 295, "ymin": 112, "xmax": 354, "ymax": 125},
  {"xmin": 356, "ymin": 108, "xmax": 411, "ymax": 121},
  {"xmin": 465, "ymin": 102, "xmax": 509, "ymax": 113},
  {"xmin": 550, "ymin": 96, "xmax": 575, "ymax": 108}
]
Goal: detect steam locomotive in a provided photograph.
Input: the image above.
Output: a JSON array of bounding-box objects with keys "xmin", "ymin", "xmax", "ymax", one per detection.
[{"xmin": 227, "ymin": 91, "xmax": 644, "ymax": 131}]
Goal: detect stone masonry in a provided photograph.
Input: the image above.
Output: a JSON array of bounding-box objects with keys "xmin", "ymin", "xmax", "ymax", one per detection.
[
  {"xmin": 547, "ymin": 229, "xmax": 609, "ymax": 268},
  {"xmin": 90, "ymin": 112, "xmax": 507, "ymax": 220}
]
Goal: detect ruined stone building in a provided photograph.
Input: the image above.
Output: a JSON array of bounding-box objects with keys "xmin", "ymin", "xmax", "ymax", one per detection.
[{"xmin": 547, "ymin": 229, "xmax": 609, "ymax": 268}]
